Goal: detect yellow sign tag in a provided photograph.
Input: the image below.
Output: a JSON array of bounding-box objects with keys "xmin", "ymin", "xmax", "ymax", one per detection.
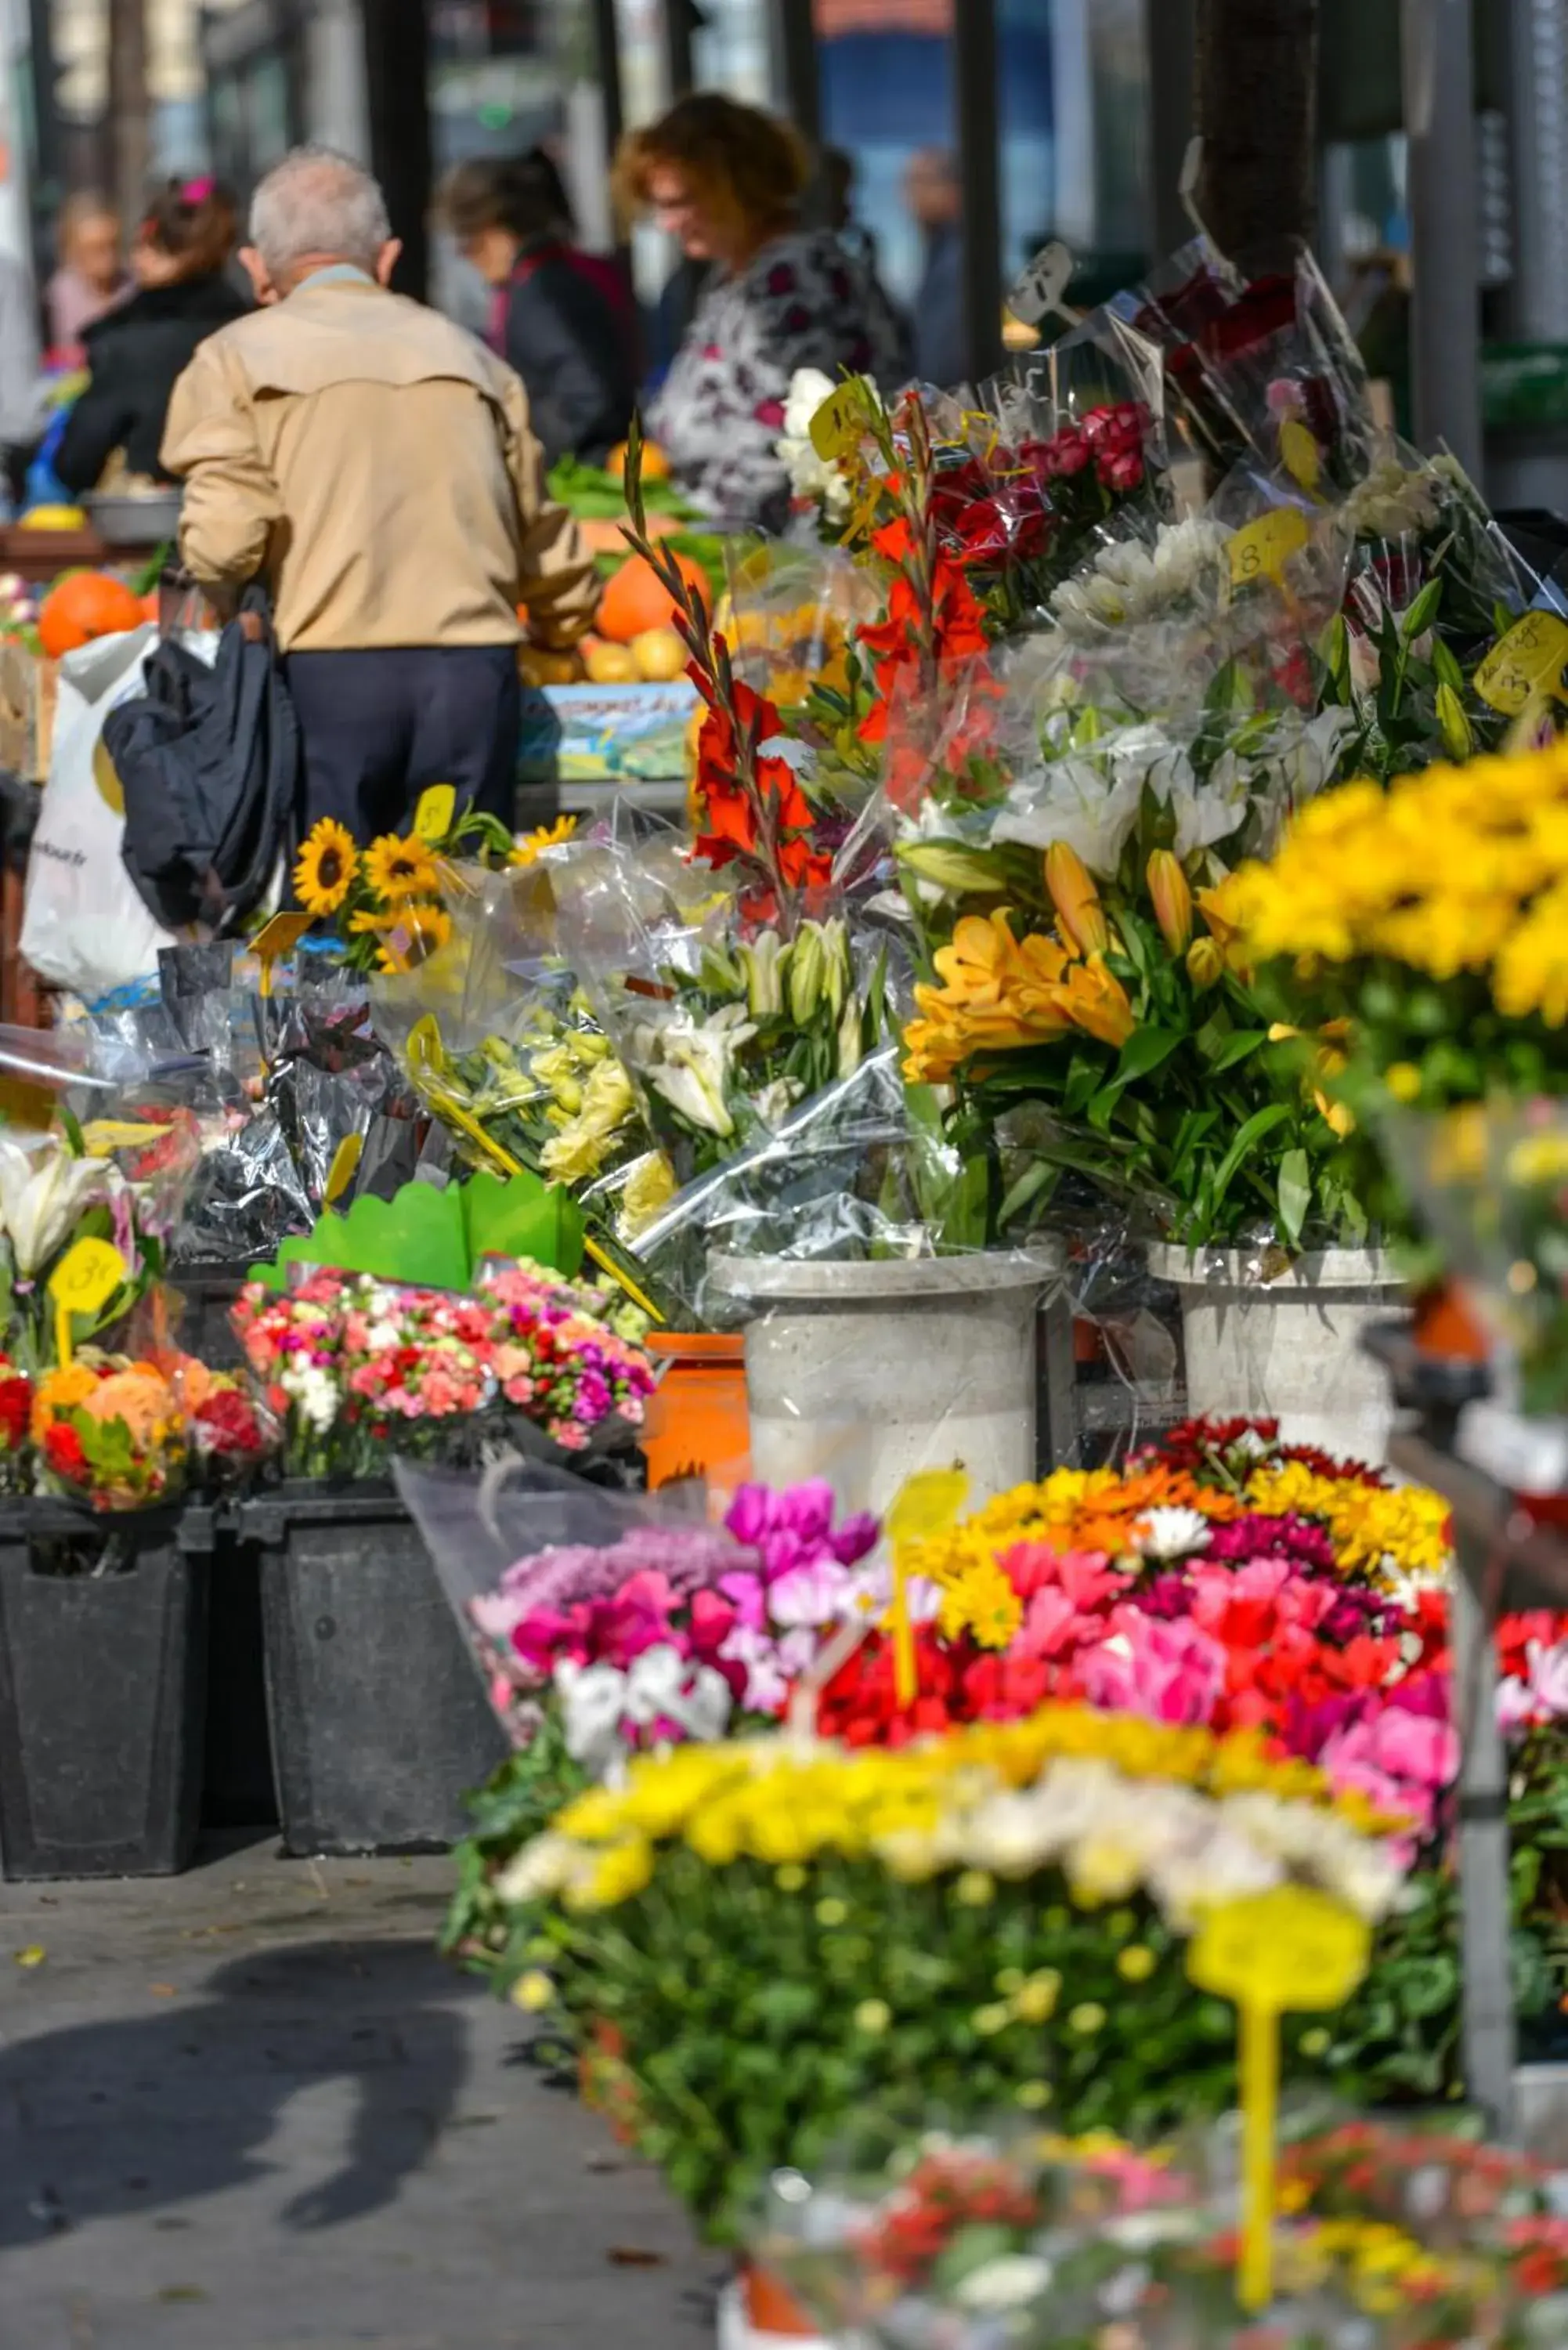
[
  {"xmin": 1188, "ymin": 1889, "xmax": 1370, "ymax": 2312},
  {"xmin": 1278, "ymin": 417, "xmax": 1321, "ymax": 491},
  {"xmin": 1228, "ymin": 507, "xmax": 1310, "ymax": 589},
  {"xmin": 324, "ymin": 1133, "xmax": 363, "ymax": 1206},
  {"xmin": 252, "ymin": 910, "xmax": 313, "ymax": 998},
  {"xmin": 80, "ymin": 1120, "xmax": 174, "ymax": 1155},
  {"xmin": 1474, "ymin": 611, "xmax": 1568, "ymax": 717},
  {"xmin": 886, "ymin": 1467, "xmax": 970, "ymax": 1546},
  {"xmin": 414, "ymin": 784, "xmax": 457, "ymax": 841},
  {"xmin": 886, "ymin": 1469, "xmax": 970, "ymax": 1705},
  {"xmin": 809, "ymin": 377, "xmax": 873, "ymax": 461},
  {"xmin": 49, "ymin": 1236, "xmax": 128, "ymax": 1364}
]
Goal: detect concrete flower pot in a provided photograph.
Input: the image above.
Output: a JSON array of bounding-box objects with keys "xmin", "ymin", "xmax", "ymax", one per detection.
[
  {"xmin": 1147, "ymin": 1243, "xmax": 1407, "ymax": 1462},
  {"xmin": 709, "ymin": 1251, "xmax": 1063, "ymax": 1515}
]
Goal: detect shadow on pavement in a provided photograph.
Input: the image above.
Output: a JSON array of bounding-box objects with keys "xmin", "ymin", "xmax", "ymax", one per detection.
[{"xmin": 0, "ymin": 1936, "xmax": 472, "ymax": 2249}]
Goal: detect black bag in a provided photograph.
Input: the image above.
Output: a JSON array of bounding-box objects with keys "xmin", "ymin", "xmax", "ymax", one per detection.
[{"xmin": 103, "ymin": 590, "xmax": 298, "ymax": 931}]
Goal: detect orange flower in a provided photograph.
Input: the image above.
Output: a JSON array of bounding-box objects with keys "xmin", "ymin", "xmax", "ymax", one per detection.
[
  {"xmin": 1045, "ymin": 843, "xmax": 1110, "ymax": 957},
  {"xmin": 1147, "ymin": 851, "xmax": 1194, "ymax": 955},
  {"xmin": 902, "ymin": 913, "xmax": 1076, "ymax": 1082},
  {"xmin": 1053, "ymin": 955, "xmax": 1136, "ymax": 1049},
  {"xmin": 32, "ymin": 1361, "xmax": 98, "ymax": 1442},
  {"xmin": 78, "ymin": 1368, "xmax": 175, "ymax": 1445}
]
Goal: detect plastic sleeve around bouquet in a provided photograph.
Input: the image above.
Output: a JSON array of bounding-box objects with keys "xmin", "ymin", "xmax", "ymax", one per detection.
[{"xmin": 392, "ymin": 1451, "xmax": 732, "ymax": 1743}]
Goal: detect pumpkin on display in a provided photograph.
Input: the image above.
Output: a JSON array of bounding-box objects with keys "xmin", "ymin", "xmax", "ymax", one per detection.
[
  {"xmin": 596, "ymin": 551, "xmax": 708, "ymax": 645},
  {"xmin": 38, "ymin": 570, "xmax": 146, "ymax": 660}
]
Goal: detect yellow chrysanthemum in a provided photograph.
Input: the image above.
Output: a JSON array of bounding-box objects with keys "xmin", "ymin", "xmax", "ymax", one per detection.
[
  {"xmin": 1245, "ymin": 1462, "xmax": 1452, "ymax": 1584},
  {"xmin": 292, "ymin": 818, "xmax": 357, "ymax": 916},
  {"xmin": 511, "ymin": 814, "xmax": 579, "ymax": 869},
  {"xmin": 364, "ymin": 832, "xmax": 441, "ymax": 902},
  {"xmin": 938, "ymin": 1557, "xmax": 1023, "ymax": 1650}
]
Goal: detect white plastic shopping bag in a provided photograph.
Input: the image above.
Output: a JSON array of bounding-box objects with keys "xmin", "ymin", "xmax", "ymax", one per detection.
[{"xmin": 20, "ymin": 624, "xmax": 175, "ymax": 999}]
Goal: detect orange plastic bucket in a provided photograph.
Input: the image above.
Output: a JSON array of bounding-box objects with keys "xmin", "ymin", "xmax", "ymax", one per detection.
[
  {"xmin": 739, "ymin": 2265, "xmax": 820, "ymax": 2338},
  {"xmin": 640, "ymin": 1332, "xmax": 750, "ymax": 1488}
]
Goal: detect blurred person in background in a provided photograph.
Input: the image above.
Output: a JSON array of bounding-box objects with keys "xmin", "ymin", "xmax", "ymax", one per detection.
[
  {"xmin": 905, "ymin": 148, "xmax": 965, "ymax": 390},
  {"xmin": 161, "ymin": 146, "xmax": 596, "ymax": 843},
  {"xmin": 615, "ymin": 92, "xmax": 905, "ymax": 528},
  {"xmin": 45, "ymin": 191, "xmax": 131, "ymax": 360},
  {"xmin": 439, "ymin": 153, "xmax": 634, "ymax": 465},
  {"xmin": 56, "ymin": 178, "xmax": 247, "ymax": 494},
  {"xmin": 0, "ymin": 250, "xmax": 49, "ymax": 507},
  {"xmin": 822, "ymin": 142, "xmax": 912, "ymax": 381}
]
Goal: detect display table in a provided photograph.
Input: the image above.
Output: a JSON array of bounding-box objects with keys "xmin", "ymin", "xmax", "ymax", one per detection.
[{"xmin": 1386, "ymin": 1422, "xmax": 1568, "ymax": 2139}]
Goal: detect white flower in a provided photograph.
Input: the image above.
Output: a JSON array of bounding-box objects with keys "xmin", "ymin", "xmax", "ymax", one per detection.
[
  {"xmin": 634, "ymin": 1003, "xmax": 757, "ymax": 1139},
  {"xmin": 953, "ymin": 2256, "xmax": 1053, "ymax": 2311},
  {"xmin": 753, "ymin": 1076, "xmax": 805, "ymax": 1129},
  {"xmin": 777, "ymin": 370, "xmax": 855, "ymax": 521},
  {"xmin": 494, "ymin": 1830, "xmax": 583, "ymax": 1905},
  {"xmin": 556, "ymin": 1658, "xmax": 630, "ymax": 1774},
  {"xmin": 993, "ymin": 753, "xmax": 1144, "ymax": 877},
  {"xmin": 1169, "ymin": 748, "xmax": 1254, "ymax": 861},
  {"xmin": 1133, "ymin": 1506, "xmax": 1212, "ymax": 1562},
  {"xmin": 0, "ymin": 1135, "xmax": 115, "ymax": 1278},
  {"xmin": 782, "ymin": 367, "xmax": 837, "ymax": 441},
  {"xmin": 284, "ymin": 1362, "xmax": 340, "ymax": 1434}
]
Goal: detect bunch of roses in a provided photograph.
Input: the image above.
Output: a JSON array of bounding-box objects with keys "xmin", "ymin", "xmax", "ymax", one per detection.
[
  {"xmin": 468, "ymin": 1478, "xmax": 883, "ymax": 1766},
  {"xmin": 31, "ymin": 1357, "xmax": 186, "ymax": 1512},
  {"xmin": 0, "ymin": 1350, "xmax": 31, "ymax": 1492},
  {"xmin": 176, "ymin": 1360, "xmax": 276, "ymax": 1488}
]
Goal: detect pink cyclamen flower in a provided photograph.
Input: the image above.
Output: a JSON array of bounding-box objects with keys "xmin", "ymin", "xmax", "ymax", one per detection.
[{"xmin": 1080, "ymin": 1611, "xmax": 1227, "ymax": 1727}]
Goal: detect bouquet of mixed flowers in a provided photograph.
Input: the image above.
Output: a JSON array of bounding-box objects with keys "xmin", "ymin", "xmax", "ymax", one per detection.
[
  {"xmin": 31, "ymin": 1354, "xmax": 187, "ymax": 1511},
  {"xmin": 233, "ymin": 1259, "xmax": 656, "ymax": 1479},
  {"xmin": 0, "ymin": 1126, "xmax": 163, "ymax": 1369},
  {"xmin": 492, "ymin": 1702, "xmax": 1405, "ymax": 2237}
]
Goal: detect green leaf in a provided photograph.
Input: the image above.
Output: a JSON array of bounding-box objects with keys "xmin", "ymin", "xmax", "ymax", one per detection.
[
  {"xmin": 1107, "ymin": 1027, "xmax": 1183, "ymax": 1089},
  {"xmin": 1400, "ymin": 578, "xmax": 1443, "ymax": 643},
  {"xmin": 1205, "ymin": 1027, "xmax": 1271, "ymax": 1072},
  {"xmin": 998, "ymin": 1159, "xmax": 1056, "ymax": 1231},
  {"xmin": 1277, "ymin": 1148, "xmax": 1311, "ymax": 1249},
  {"xmin": 1205, "ymin": 1103, "xmax": 1293, "ymax": 1217}
]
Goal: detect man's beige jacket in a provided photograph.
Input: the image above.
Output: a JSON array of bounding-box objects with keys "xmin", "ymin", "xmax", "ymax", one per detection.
[{"xmin": 161, "ymin": 276, "xmax": 599, "ymax": 654}]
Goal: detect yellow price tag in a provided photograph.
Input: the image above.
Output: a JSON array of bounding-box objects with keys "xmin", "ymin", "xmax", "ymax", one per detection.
[
  {"xmin": 49, "ymin": 1236, "xmax": 128, "ymax": 1365},
  {"xmin": 80, "ymin": 1120, "xmax": 174, "ymax": 1155},
  {"xmin": 252, "ymin": 910, "xmax": 313, "ymax": 999},
  {"xmin": 1188, "ymin": 1889, "xmax": 1371, "ymax": 2313},
  {"xmin": 1278, "ymin": 417, "xmax": 1321, "ymax": 491},
  {"xmin": 414, "ymin": 784, "xmax": 457, "ymax": 841},
  {"xmin": 1474, "ymin": 611, "xmax": 1568, "ymax": 717},
  {"xmin": 886, "ymin": 1469, "xmax": 970, "ymax": 1705},
  {"xmin": 809, "ymin": 377, "xmax": 873, "ymax": 461},
  {"xmin": 324, "ymin": 1133, "xmax": 363, "ymax": 1206},
  {"xmin": 1228, "ymin": 508, "xmax": 1310, "ymax": 589}
]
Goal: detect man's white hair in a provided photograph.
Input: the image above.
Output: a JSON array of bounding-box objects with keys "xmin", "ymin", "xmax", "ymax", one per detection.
[{"xmin": 247, "ymin": 145, "xmax": 391, "ymax": 278}]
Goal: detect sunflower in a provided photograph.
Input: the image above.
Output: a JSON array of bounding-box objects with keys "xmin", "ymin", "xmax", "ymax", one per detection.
[
  {"xmin": 293, "ymin": 818, "xmax": 358, "ymax": 915},
  {"xmin": 375, "ymin": 901, "xmax": 453, "ymax": 974},
  {"xmin": 510, "ymin": 814, "xmax": 579, "ymax": 869},
  {"xmin": 364, "ymin": 831, "xmax": 442, "ymax": 902}
]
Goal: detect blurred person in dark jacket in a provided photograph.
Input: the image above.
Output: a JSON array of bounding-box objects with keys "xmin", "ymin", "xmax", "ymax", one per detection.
[
  {"xmin": 439, "ymin": 154, "xmax": 634, "ymax": 466},
  {"xmin": 905, "ymin": 148, "xmax": 965, "ymax": 390},
  {"xmin": 56, "ymin": 177, "xmax": 247, "ymax": 494}
]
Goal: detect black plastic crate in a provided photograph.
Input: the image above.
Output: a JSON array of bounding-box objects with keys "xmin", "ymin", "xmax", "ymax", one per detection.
[
  {"xmin": 0, "ymin": 1503, "xmax": 211, "ymax": 1880},
  {"xmin": 244, "ymin": 1482, "xmax": 507, "ymax": 1856}
]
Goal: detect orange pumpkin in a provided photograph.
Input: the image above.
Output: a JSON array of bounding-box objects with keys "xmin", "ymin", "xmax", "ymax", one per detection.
[
  {"xmin": 596, "ymin": 551, "xmax": 709, "ymax": 645},
  {"xmin": 38, "ymin": 570, "xmax": 146, "ymax": 660}
]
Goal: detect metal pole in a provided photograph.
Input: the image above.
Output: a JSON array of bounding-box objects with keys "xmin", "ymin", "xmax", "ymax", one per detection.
[
  {"xmin": 1505, "ymin": 0, "xmax": 1568, "ymax": 340},
  {"xmin": 952, "ymin": 0, "xmax": 1003, "ymax": 386},
  {"xmin": 1452, "ymin": 1537, "xmax": 1519, "ymax": 2141},
  {"xmin": 592, "ymin": 0, "xmax": 625, "ymax": 156},
  {"xmin": 1400, "ymin": 0, "xmax": 1483, "ymax": 476},
  {"xmin": 663, "ymin": 0, "xmax": 696, "ymax": 99},
  {"xmin": 363, "ymin": 0, "xmax": 430, "ymax": 301},
  {"xmin": 768, "ymin": 0, "xmax": 819, "ymax": 146}
]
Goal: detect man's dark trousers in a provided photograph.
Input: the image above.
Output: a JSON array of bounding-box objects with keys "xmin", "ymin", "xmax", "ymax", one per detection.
[{"xmin": 284, "ymin": 643, "xmax": 521, "ymax": 841}]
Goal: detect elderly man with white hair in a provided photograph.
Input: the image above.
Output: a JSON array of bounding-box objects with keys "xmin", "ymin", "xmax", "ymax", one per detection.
[{"xmin": 161, "ymin": 144, "xmax": 597, "ymax": 845}]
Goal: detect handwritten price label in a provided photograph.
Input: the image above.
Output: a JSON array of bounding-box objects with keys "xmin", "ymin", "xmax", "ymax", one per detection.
[
  {"xmin": 414, "ymin": 784, "xmax": 457, "ymax": 841},
  {"xmin": 49, "ymin": 1238, "xmax": 127, "ymax": 1363},
  {"xmin": 809, "ymin": 377, "xmax": 873, "ymax": 461},
  {"xmin": 324, "ymin": 1133, "xmax": 363, "ymax": 1206},
  {"xmin": 887, "ymin": 1468, "xmax": 970, "ymax": 1546},
  {"xmin": 1228, "ymin": 508, "xmax": 1310, "ymax": 589},
  {"xmin": 1474, "ymin": 612, "xmax": 1568, "ymax": 717}
]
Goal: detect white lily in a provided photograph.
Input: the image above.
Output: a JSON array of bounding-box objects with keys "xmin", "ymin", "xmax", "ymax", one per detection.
[
  {"xmin": 0, "ymin": 1135, "xmax": 116, "ymax": 1278},
  {"xmin": 993, "ymin": 754, "xmax": 1144, "ymax": 877},
  {"xmin": 555, "ymin": 1658, "xmax": 630, "ymax": 1776},
  {"xmin": 646, "ymin": 1003, "xmax": 757, "ymax": 1139}
]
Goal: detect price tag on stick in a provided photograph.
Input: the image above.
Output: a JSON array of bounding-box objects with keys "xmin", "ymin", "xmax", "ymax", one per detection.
[
  {"xmin": 884, "ymin": 1469, "xmax": 970, "ymax": 1708},
  {"xmin": 251, "ymin": 910, "xmax": 313, "ymax": 1000},
  {"xmin": 809, "ymin": 377, "xmax": 873, "ymax": 461},
  {"xmin": 1188, "ymin": 1885, "xmax": 1371, "ymax": 2313},
  {"xmin": 1474, "ymin": 611, "xmax": 1568, "ymax": 717},
  {"xmin": 1006, "ymin": 240, "xmax": 1079, "ymax": 330},
  {"xmin": 414, "ymin": 783, "xmax": 457, "ymax": 842},
  {"xmin": 49, "ymin": 1238, "xmax": 128, "ymax": 1365},
  {"xmin": 1228, "ymin": 507, "xmax": 1310, "ymax": 590}
]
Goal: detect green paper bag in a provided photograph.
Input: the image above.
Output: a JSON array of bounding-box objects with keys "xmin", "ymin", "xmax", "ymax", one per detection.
[
  {"xmin": 463, "ymin": 1167, "xmax": 585, "ymax": 1277},
  {"xmin": 251, "ymin": 1182, "xmax": 470, "ymax": 1292}
]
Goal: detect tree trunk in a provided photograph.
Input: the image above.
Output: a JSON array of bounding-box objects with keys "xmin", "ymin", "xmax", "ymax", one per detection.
[
  {"xmin": 1194, "ymin": 0, "xmax": 1320, "ymax": 254},
  {"xmin": 105, "ymin": 0, "xmax": 150, "ymax": 233}
]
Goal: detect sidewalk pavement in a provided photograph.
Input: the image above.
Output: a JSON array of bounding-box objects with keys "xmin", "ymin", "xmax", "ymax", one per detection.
[{"xmin": 0, "ymin": 1840, "xmax": 715, "ymax": 2349}]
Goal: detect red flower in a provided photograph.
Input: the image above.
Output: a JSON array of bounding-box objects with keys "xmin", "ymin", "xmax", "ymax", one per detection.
[
  {"xmin": 0, "ymin": 1372, "xmax": 31, "ymax": 1452},
  {"xmin": 43, "ymin": 1419, "xmax": 88, "ymax": 1480}
]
